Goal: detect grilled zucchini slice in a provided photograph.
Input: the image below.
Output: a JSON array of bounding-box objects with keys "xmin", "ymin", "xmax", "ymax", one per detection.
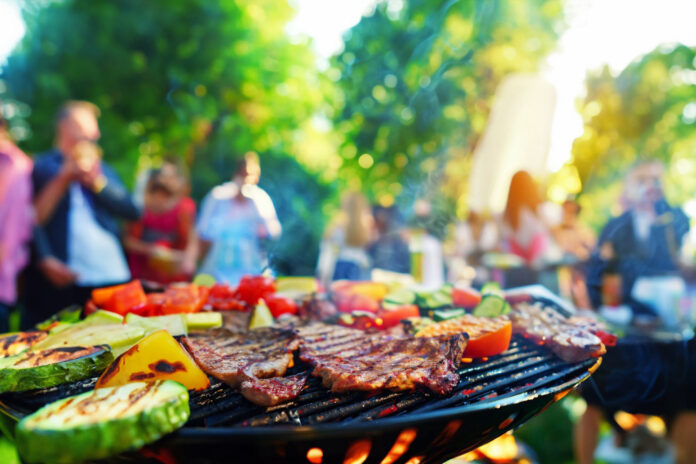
[
  {"xmin": 16, "ymin": 380, "xmax": 190, "ymax": 464},
  {"xmin": 0, "ymin": 331, "xmax": 48, "ymax": 358},
  {"xmin": 0, "ymin": 345, "xmax": 113, "ymax": 393}
]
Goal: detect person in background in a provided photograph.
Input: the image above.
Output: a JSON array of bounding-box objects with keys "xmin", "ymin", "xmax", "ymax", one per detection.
[
  {"xmin": 585, "ymin": 160, "xmax": 689, "ymax": 312},
  {"xmin": 501, "ymin": 171, "xmax": 555, "ymax": 267},
  {"xmin": 552, "ymin": 198, "xmax": 596, "ymax": 308},
  {"xmin": 576, "ymin": 160, "xmax": 694, "ymax": 464},
  {"xmin": 317, "ymin": 192, "xmax": 374, "ymax": 285},
  {"xmin": 124, "ymin": 159, "xmax": 195, "ymax": 284},
  {"xmin": 24, "ymin": 101, "xmax": 140, "ymax": 327},
  {"xmin": 368, "ymin": 204, "xmax": 410, "ymax": 274},
  {"xmin": 446, "ymin": 210, "xmax": 499, "ymax": 283},
  {"xmin": 0, "ymin": 109, "xmax": 33, "ymax": 332},
  {"xmin": 553, "ymin": 199, "xmax": 596, "ymax": 262},
  {"xmin": 186, "ymin": 156, "xmax": 272, "ymax": 284},
  {"xmin": 238, "ymin": 151, "xmax": 281, "ymax": 241}
]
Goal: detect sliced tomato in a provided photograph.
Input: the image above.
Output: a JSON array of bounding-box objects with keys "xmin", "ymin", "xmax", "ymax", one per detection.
[
  {"xmin": 91, "ymin": 282, "xmax": 130, "ymax": 308},
  {"xmin": 263, "ymin": 295, "xmax": 298, "ymax": 318},
  {"xmin": 234, "ymin": 275, "xmax": 276, "ymax": 306},
  {"xmin": 464, "ymin": 320, "xmax": 512, "ymax": 358},
  {"xmin": 105, "ymin": 281, "xmax": 148, "ymax": 315},
  {"xmin": 416, "ymin": 315, "xmax": 511, "ymax": 358},
  {"xmin": 161, "ymin": 283, "xmax": 206, "ymax": 314},
  {"xmin": 452, "ymin": 286, "xmax": 482, "ymax": 308},
  {"xmin": 379, "ymin": 304, "xmax": 420, "ymax": 329},
  {"xmin": 142, "ymin": 293, "xmax": 167, "ymax": 317}
]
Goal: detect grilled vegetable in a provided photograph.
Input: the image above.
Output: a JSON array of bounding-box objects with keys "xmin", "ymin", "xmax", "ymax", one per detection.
[
  {"xmin": 125, "ymin": 313, "xmax": 187, "ymax": 336},
  {"xmin": 416, "ymin": 315, "xmax": 512, "ymax": 358},
  {"xmin": 472, "ymin": 295, "xmax": 511, "ymax": 318},
  {"xmin": 0, "ymin": 346, "xmax": 113, "ymax": 393},
  {"xmin": 379, "ymin": 304, "xmax": 420, "ymax": 328},
  {"xmin": 182, "ymin": 312, "xmax": 223, "ymax": 330},
  {"xmin": 400, "ymin": 317, "xmax": 434, "ymax": 335},
  {"xmin": 35, "ymin": 306, "xmax": 82, "ymax": 331},
  {"xmin": 92, "ymin": 280, "xmax": 148, "ymax": 315},
  {"xmin": 49, "ymin": 310, "xmax": 125, "ymax": 335},
  {"xmin": 432, "ymin": 308, "xmax": 467, "ymax": 322},
  {"xmin": 32, "ymin": 323, "xmax": 145, "ymax": 352},
  {"xmin": 481, "ymin": 281, "xmax": 504, "ymax": 297},
  {"xmin": 382, "ymin": 287, "xmax": 417, "ymax": 309},
  {"xmin": 0, "ymin": 331, "xmax": 47, "ymax": 358},
  {"xmin": 451, "ymin": 286, "xmax": 482, "ymax": 308},
  {"xmin": 96, "ymin": 330, "xmax": 209, "ymax": 391},
  {"xmin": 249, "ymin": 301, "xmax": 274, "ymax": 329},
  {"xmin": 16, "ymin": 380, "xmax": 190, "ymax": 464}
]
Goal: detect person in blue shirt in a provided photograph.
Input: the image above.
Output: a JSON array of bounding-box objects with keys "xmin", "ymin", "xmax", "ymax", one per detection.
[
  {"xmin": 23, "ymin": 101, "xmax": 140, "ymax": 328},
  {"xmin": 585, "ymin": 160, "xmax": 689, "ymax": 314}
]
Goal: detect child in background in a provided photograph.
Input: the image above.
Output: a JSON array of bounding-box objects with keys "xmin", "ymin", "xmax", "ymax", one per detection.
[{"xmin": 124, "ymin": 161, "xmax": 195, "ymax": 284}]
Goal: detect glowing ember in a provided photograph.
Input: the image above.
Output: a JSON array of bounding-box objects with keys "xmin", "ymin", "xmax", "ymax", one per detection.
[
  {"xmin": 380, "ymin": 428, "xmax": 418, "ymax": 464},
  {"xmin": 343, "ymin": 439, "xmax": 371, "ymax": 464},
  {"xmin": 307, "ymin": 447, "xmax": 323, "ymax": 464}
]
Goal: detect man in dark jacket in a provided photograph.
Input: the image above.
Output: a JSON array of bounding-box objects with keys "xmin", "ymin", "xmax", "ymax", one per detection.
[
  {"xmin": 24, "ymin": 101, "xmax": 140, "ymax": 327},
  {"xmin": 585, "ymin": 160, "xmax": 689, "ymax": 314}
]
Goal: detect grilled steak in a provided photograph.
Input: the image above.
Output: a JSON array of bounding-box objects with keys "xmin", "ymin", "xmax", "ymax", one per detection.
[
  {"xmin": 220, "ymin": 311, "xmax": 251, "ymax": 334},
  {"xmin": 510, "ymin": 302, "xmax": 606, "ymax": 362},
  {"xmin": 239, "ymin": 373, "xmax": 308, "ymax": 407},
  {"xmin": 297, "ymin": 322, "xmax": 467, "ymax": 395},
  {"xmin": 182, "ymin": 327, "xmax": 302, "ymax": 406}
]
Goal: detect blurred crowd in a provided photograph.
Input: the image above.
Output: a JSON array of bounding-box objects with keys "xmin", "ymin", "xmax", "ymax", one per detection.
[{"xmin": 1, "ymin": 100, "xmax": 692, "ymax": 336}]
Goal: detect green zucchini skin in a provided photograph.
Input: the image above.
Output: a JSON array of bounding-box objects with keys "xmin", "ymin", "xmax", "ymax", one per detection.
[
  {"xmin": 0, "ymin": 346, "xmax": 114, "ymax": 394},
  {"xmin": 16, "ymin": 380, "xmax": 190, "ymax": 464}
]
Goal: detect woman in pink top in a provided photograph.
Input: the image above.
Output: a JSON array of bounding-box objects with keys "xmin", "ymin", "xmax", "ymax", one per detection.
[
  {"xmin": 501, "ymin": 171, "xmax": 551, "ymax": 266},
  {"xmin": 0, "ymin": 113, "xmax": 33, "ymax": 332}
]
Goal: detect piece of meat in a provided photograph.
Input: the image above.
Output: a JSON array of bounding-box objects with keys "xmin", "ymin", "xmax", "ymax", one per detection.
[
  {"xmin": 182, "ymin": 327, "xmax": 300, "ymax": 402},
  {"xmin": 510, "ymin": 302, "xmax": 606, "ymax": 362},
  {"xmin": 297, "ymin": 322, "xmax": 467, "ymax": 395},
  {"xmin": 220, "ymin": 311, "xmax": 251, "ymax": 334},
  {"xmin": 239, "ymin": 373, "xmax": 308, "ymax": 407}
]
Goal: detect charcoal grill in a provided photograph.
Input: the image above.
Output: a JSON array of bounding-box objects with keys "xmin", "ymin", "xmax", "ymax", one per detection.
[{"xmin": 0, "ymin": 337, "xmax": 599, "ymax": 464}]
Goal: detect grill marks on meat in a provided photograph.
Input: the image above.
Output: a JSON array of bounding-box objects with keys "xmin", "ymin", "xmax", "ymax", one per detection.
[
  {"xmin": 297, "ymin": 323, "xmax": 467, "ymax": 395},
  {"xmin": 184, "ymin": 322, "xmax": 468, "ymax": 406},
  {"xmin": 510, "ymin": 302, "xmax": 606, "ymax": 363},
  {"xmin": 239, "ymin": 373, "xmax": 308, "ymax": 407},
  {"xmin": 182, "ymin": 328, "xmax": 302, "ymax": 406}
]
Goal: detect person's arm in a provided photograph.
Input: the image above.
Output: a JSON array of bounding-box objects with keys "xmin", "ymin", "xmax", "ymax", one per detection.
[
  {"xmin": 122, "ymin": 221, "xmax": 152, "ymax": 256},
  {"xmin": 90, "ymin": 164, "xmax": 141, "ymax": 221},
  {"xmin": 33, "ymin": 160, "xmax": 77, "ymax": 225},
  {"xmin": 32, "ymin": 226, "xmax": 77, "ymax": 288}
]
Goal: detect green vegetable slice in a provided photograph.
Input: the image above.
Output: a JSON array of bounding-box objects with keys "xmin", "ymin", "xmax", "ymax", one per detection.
[
  {"xmin": 472, "ymin": 295, "xmax": 511, "ymax": 318},
  {"xmin": 33, "ymin": 323, "xmax": 145, "ymax": 352},
  {"xmin": 0, "ymin": 346, "xmax": 114, "ymax": 393},
  {"xmin": 0, "ymin": 331, "xmax": 47, "ymax": 358},
  {"xmin": 432, "ymin": 308, "xmax": 467, "ymax": 322},
  {"xmin": 16, "ymin": 380, "xmax": 190, "ymax": 464},
  {"xmin": 481, "ymin": 281, "xmax": 504, "ymax": 297},
  {"xmin": 125, "ymin": 313, "xmax": 187, "ymax": 336},
  {"xmin": 183, "ymin": 312, "xmax": 223, "ymax": 330}
]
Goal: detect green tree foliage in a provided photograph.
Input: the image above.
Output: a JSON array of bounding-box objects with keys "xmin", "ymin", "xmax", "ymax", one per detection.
[
  {"xmin": 2, "ymin": 0, "xmax": 333, "ymax": 274},
  {"xmin": 568, "ymin": 44, "xmax": 696, "ymax": 230},
  {"xmin": 331, "ymin": 0, "xmax": 564, "ymax": 214}
]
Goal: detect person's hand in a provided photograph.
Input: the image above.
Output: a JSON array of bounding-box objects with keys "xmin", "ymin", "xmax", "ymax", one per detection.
[
  {"xmin": 76, "ymin": 161, "xmax": 107, "ymax": 192},
  {"xmin": 39, "ymin": 257, "xmax": 77, "ymax": 288},
  {"xmin": 58, "ymin": 156, "xmax": 82, "ymax": 183}
]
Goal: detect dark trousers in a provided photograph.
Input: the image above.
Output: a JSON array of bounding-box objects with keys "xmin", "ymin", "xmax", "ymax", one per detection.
[
  {"xmin": 22, "ymin": 266, "xmax": 124, "ymax": 329},
  {"xmin": 0, "ymin": 301, "xmax": 10, "ymax": 333}
]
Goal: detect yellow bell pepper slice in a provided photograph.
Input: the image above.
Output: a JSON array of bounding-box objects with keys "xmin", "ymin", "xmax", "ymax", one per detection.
[{"xmin": 96, "ymin": 330, "xmax": 209, "ymax": 391}]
